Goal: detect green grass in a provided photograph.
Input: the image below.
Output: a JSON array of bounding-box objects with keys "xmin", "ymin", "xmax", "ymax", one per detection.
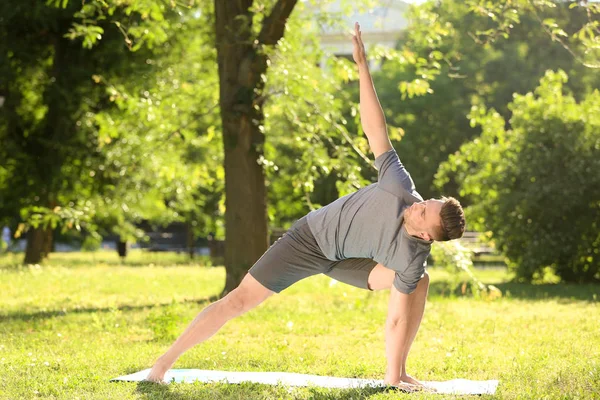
[{"xmin": 1, "ymin": 251, "xmax": 599, "ymax": 399}]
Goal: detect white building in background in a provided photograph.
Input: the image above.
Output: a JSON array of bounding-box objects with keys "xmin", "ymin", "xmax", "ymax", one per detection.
[{"xmin": 317, "ymin": 1, "xmax": 411, "ymax": 70}]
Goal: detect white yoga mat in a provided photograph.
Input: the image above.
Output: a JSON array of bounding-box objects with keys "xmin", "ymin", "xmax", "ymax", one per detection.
[{"xmin": 112, "ymin": 368, "xmax": 499, "ymax": 395}]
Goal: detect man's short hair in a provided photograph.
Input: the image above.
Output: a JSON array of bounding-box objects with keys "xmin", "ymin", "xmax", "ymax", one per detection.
[{"xmin": 433, "ymin": 197, "xmax": 465, "ymax": 241}]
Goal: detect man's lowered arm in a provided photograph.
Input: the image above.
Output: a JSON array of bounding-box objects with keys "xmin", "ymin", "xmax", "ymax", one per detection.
[{"xmin": 384, "ymin": 283, "xmax": 414, "ymax": 385}]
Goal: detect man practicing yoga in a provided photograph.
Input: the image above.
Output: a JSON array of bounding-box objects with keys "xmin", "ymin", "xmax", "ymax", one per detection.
[{"xmin": 147, "ymin": 23, "xmax": 465, "ymax": 388}]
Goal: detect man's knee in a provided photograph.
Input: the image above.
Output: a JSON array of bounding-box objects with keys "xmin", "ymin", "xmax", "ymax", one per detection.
[
  {"xmin": 222, "ymin": 290, "xmax": 247, "ymax": 317},
  {"xmin": 221, "ymin": 274, "xmax": 273, "ymax": 317}
]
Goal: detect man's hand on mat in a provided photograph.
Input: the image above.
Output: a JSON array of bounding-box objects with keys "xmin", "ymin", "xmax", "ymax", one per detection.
[
  {"xmin": 145, "ymin": 358, "xmax": 171, "ymax": 384},
  {"xmin": 385, "ymin": 372, "xmax": 434, "ymax": 392},
  {"xmin": 399, "ymin": 373, "xmax": 423, "ymax": 387},
  {"xmin": 399, "ymin": 373, "xmax": 438, "ymax": 393},
  {"xmin": 352, "ymin": 22, "xmax": 367, "ymax": 67}
]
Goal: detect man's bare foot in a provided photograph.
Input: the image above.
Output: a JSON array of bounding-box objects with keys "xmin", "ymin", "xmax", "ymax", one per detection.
[{"xmin": 145, "ymin": 358, "xmax": 171, "ymax": 384}]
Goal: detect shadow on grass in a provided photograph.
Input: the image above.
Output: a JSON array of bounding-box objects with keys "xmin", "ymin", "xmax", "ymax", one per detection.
[
  {"xmin": 134, "ymin": 381, "xmax": 190, "ymax": 400},
  {"xmin": 492, "ymin": 281, "xmax": 599, "ymax": 302},
  {"xmin": 0, "ymin": 251, "xmax": 214, "ymax": 269},
  {"xmin": 57, "ymin": 259, "xmax": 212, "ymax": 268},
  {"xmin": 133, "ymin": 381, "xmax": 403, "ymax": 400},
  {"xmin": 306, "ymin": 386, "xmax": 412, "ymax": 399},
  {"xmin": 428, "ymin": 280, "xmax": 599, "ymax": 303},
  {"xmin": 0, "ymin": 294, "xmax": 221, "ymax": 323},
  {"xmin": 5, "ymin": 282, "xmax": 598, "ymax": 325}
]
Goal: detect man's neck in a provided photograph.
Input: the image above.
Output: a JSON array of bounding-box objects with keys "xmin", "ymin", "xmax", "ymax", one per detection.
[
  {"xmin": 404, "ymin": 224, "xmax": 434, "ymax": 243},
  {"xmin": 404, "ymin": 224, "xmax": 420, "ymax": 239}
]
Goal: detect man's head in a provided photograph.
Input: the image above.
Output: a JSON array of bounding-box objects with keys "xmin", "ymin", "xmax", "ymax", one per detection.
[{"xmin": 403, "ymin": 197, "xmax": 465, "ymax": 242}]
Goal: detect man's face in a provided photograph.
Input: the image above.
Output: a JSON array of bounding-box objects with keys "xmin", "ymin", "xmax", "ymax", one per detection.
[{"xmin": 404, "ymin": 199, "xmax": 444, "ymax": 241}]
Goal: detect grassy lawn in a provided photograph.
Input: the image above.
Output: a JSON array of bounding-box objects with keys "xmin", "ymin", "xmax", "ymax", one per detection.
[{"xmin": 1, "ymin": 250, "xmax": 599, "ymax": 399}]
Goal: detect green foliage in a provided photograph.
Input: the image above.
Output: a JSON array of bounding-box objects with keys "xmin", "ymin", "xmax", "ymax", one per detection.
[
  {"xmin": 82, "ymin": 2, "xmax": 222, "ymax": 241},
  {"xmin": 0, "ymin": 0, "xmax": 222, "ymax": 255},
  {"xmin": 261, "ymin": 1, "xmax": 379, "ymax": 225},
  {"xmin": 13, "ymin": 204, "xmax": 98, "ymax": 248},
  {"xmin": 87, "ymin": 10, "xmax": 222, "ymax": 240},
  {"xmin": 437, "ymin": 70, "xmax": 600, "ymax": 283},
  {"xmin": 465, "ymin": 0, "xmax": 600, "ymax": 68},
  {"xmin": 81, "ymin": 233, "xmax": 102, "ymax": 252},
  {"xmin": 63, "ymin": 0, "xmax": 175, "ymax": 50}
]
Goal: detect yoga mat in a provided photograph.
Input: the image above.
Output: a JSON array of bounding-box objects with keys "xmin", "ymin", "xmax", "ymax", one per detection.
[{"xmin": 112, "ymin": 369, "xmax": 499, "ymax": 395}]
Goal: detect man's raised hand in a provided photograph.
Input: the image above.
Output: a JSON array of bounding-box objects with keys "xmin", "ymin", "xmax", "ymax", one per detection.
[{"xmin": 352, "ymin": 22, "xmax": 367, "ymax": 67}]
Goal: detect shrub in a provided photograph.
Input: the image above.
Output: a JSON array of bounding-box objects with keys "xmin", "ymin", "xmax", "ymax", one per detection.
[
  {"xmin": 437, "ymin": 70, "xmax": 600, "ymax": 283},
  {"xmin": 430, "ymin": 240, "xmax": 501, "ymax": 299}
]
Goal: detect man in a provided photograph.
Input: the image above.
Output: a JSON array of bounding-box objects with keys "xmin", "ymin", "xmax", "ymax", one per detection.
[{"xmin": 147, "ymin": 23, "xmax": 465, "ymax": 388}]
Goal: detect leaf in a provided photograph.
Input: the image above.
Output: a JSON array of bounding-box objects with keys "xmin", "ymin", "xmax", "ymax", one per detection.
[{"xmin": 14, "ymin": 223, "xmax": 26, "ymax": 239}]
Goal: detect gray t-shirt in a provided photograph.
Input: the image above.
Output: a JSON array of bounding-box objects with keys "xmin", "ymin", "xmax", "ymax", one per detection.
[{"xmin": 307, "ymin": 149, "xmax": 431, "ymax": 294}]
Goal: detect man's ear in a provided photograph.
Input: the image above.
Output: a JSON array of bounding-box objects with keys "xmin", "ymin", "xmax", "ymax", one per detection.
[{"xmin": 420, "ymin": 232, "xmax": 432, "ymax": 241}]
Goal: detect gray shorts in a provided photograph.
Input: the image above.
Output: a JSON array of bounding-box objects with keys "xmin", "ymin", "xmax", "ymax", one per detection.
[{"xmin": 248, "ymin": 216, "xmax": 378, "ymax": 293}]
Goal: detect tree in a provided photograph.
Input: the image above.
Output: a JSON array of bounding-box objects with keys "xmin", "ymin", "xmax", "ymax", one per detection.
[
  {"xmin": 0, "ymin": 1, "xmax": 114, "ymax": 263},
  {"xmin": 0, "ymin": 0, "xmax": 218, "ymax": 263},
  {"xmin": 436, "ymin": 70, "xmax": 600, "ymax": 283}
]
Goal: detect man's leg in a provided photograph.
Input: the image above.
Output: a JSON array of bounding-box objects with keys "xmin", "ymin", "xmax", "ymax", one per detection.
[
  {"xmin": 367, "ymin": 265, "xmax": 430, "ymax": 385},
  {"xmin": 146, "ymin": 273, "xmax": 274, "ymax": 382}
]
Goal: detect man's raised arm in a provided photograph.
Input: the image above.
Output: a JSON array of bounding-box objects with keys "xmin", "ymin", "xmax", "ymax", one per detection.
[{"xmin": 352, "ymin": 22, "xmax": 393, "ymax": 159}]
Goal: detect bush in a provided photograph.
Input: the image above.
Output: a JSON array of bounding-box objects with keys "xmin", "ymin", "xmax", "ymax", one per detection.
[
  {"xmin": 437, "ymin": 70, "xmax": 600, "ymax": 283},
  {"xmin": 430, "ymin": 240, "xmax": 501, "ymax": 299}
]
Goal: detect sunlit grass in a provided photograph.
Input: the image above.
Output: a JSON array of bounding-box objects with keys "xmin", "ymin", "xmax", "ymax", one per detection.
[{"xmin": 0, "ymin": 251, "xmax": 598, "ymax": 399}]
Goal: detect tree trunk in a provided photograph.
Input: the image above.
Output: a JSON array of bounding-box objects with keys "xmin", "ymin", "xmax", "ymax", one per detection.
[
  {"xmin": 221, "ymin": 121, "xmax": 269, "ymax": 294},
  {"xmin": 24, "ymin": 227, "xmax": 46, "ymax": 264},
  {"xmin": 22, "ymin": 30, "xmax": 71, "ymax": 265},
  {"xmin": 214, "ymin": 0, "xmax": 297, "ymax": 295},
  {"xmin": 186, "ymin": 221, "xmax": 195, "ymax": 260},
  {"xmin": 42, "ymin": 225, "xmax": 53, "ymax": 259},
  {"xmin": 117, "ymin": 239, "xmax": 127, "ymax": 258}
]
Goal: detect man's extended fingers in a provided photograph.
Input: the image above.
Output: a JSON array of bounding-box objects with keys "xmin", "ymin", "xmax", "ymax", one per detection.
[
  {"xmin": 355, "ymin": 22, "xmax": 362, "ymax": 39},
  {"xmin": 352, "ymin": 22, "xmax": 364, "ymax": 51}
]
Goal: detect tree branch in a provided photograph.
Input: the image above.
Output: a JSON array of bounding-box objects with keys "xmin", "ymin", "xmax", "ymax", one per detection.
[
  {"xmin": 258, "ymin": 0, "xmax": 298, "ymax": 46},
  {"xmin": 528, "ymin": 0, "xmax": 600, "ymax": 69}
]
